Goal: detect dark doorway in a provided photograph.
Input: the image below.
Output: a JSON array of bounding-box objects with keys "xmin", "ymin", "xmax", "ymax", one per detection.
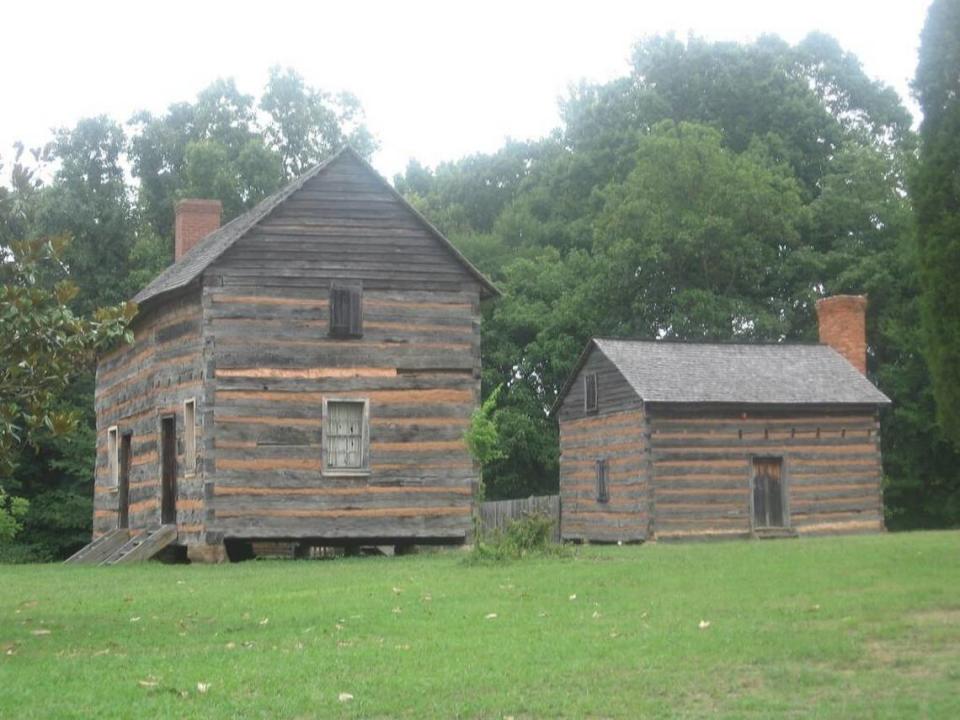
[
  {"xmin": 753, "ymin": 457, "xmax": 785, "ymax": 528},
  {"xmin": 118, "ymin": 432, "xmax": 132, "ymax": 529},
  {"xmin": 160, "ymin": 416, "xmax": 177, "ymax": 525}
]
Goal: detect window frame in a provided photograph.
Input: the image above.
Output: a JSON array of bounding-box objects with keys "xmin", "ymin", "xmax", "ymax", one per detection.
[
  {"xmin": 329, "ymin": 283, "xmax": 363, "ymax": 338},
  {"xmin": 183, "ymin": 398, "xmax": 197, "ymax": 478},
  {"xmin": 107, "ymin": 426, "xmax": 119, "ymax": 489},
  {"xmin": 584, "ymin": 372, "xmax": 599, "ymax": 414},
  {"xmin": 322, "ymin": 397, "xmax": 371, "ymax": 476},
  {"xmin": 596, "ymin": 458, "xmax": 609, "ymax": 503}
]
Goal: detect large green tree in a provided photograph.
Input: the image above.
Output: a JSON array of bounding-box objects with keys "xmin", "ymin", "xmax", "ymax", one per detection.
[
  {"xmin": 0, "ymin": 235, "xmax": 134, "ymax": 552},
  {"xmin": 397, "ymin": 33, "xmax": 955, "ymax": 521},
  {"xmin": 913, "ymin": 0, "xmax": 960, "ymax": 448},
  {"xmin": 130, "ymin": 71, "xmax": 377, "ymax": 241}
]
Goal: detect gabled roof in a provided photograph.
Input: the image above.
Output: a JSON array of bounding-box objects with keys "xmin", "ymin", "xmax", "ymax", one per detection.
[
  {"xmin": 133, "ymin": 146, "xmax": 499, "ymax": 305},
  {"xmin": 553, "ymin": 338, "xmax": 891, "ymax": 413}
]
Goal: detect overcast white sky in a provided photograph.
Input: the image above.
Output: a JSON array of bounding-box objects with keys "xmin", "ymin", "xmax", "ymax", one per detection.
[{"xmin": 1, "ymin": 0, "xmax": 932, "ymax": 181}]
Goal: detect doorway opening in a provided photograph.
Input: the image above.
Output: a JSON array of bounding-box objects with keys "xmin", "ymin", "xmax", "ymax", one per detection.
[
  {"xmin": 160, "ymin": 416, "xmax": 177, "ymax": 525},
  {"xmin": 752, "ymin": 457, "xmax": 786, "ymax": 528},
  {"xmin": 118, "ymin": 432, "xmax": 132, "ymax": 529}
]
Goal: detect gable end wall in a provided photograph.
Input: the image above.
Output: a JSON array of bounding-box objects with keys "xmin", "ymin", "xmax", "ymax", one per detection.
[{"xmin": 558, "ymin": 348, "xmax": 647, "ymax": 542}]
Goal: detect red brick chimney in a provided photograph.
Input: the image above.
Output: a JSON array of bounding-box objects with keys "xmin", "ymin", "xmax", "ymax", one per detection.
[
  {"xmin": 816, "ymin": 295, "xmax": 867, "ymax": 374},
  {"xmin": 174, "ymin": 199, "xmax": 222, "ymax": 260}
]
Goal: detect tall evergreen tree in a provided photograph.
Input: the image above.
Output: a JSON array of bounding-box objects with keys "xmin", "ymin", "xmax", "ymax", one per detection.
[{"xmin": 913, "ymin": 0, "xmax": 960, "ymax": 448}]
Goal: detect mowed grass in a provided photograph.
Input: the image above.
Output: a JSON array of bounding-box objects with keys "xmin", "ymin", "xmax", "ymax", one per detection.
[{"xmin": 1, "ymin": 532, "xmax": 959, "ymax": 719}]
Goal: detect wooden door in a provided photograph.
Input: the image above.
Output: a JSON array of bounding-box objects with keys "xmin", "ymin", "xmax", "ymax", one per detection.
[
  {"xmin": 118, "ymin": 433, "xmax": 131, "ymax": 529},
  {"xmin": 160, "ymin": 416, "xmax": 177, "ymax": 525},
  {"xmin": 752, "ymin": 458, "xmax": 785, "ymax": 528}
]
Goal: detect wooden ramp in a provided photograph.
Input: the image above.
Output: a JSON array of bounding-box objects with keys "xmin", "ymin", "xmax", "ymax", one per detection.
[
  {"xmin": 64, "ymin": 528, "xmax": 131, "ymax": 565},
  {"xmin": 101, "ymin": 525, "xmax": 178, "ymax": 566}
]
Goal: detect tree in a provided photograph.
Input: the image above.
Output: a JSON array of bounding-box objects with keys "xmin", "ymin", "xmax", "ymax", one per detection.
[
  {"xmin": 130, "ymin": 71, "xmax": 378, "ymax": 242},
  {"xmin": 913, "ymin": 0, "xmax": 960, "ymax": 448},
  {"xmin": 261, "ymin": 66, "xmax": 377, "ymax": 178},
  {"xmin": 0, "ymin": 235, "xmax": 134, "ymax": 543},
  {"xmin": 397, "ymin": 33, "xmax": 955, "ymax": 527}
]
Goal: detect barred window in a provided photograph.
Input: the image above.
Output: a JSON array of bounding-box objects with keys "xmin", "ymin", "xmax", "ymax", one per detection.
[
  {"xmin": 324, "ymin": 400, "xmax": 369, "ymax": 472},
  {"xmin": 596, "ymin": 458, "xmax": 609, "ymax": 503}
]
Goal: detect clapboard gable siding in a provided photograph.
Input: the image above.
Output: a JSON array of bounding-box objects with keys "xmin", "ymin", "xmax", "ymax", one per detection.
[
  {"xmin": 205, "ymin": 153, "xmax": 483, "ymax": 295},
  {"xmin": 557, "ymin": 348, "xmax": 642, "ymax": 421}
]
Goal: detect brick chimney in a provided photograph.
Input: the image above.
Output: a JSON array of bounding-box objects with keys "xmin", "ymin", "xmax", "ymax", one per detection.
[
  {"xmin": 816, "ymin": 295, "xmax": 867, "ymax": 374},
  {"xmin": 174, "ymin": 199, "xmax": 222, "ymax": 260}
]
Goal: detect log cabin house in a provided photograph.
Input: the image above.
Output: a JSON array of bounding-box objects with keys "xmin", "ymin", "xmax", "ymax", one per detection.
[
  {"xmin": 553, "ymin": 296, "xmax": 891, "ymax": 543},
  {"xmin": 84, "ymin": 147, "xmax": 498, "ymax": 563}
]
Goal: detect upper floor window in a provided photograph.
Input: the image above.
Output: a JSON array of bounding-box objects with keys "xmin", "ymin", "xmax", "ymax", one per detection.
[
  {"xmin": 584, "ymin": 372, "xmax": 598, "ymax": 413},
  {"xmin": 330, "ymin": 284, "xmax": 363, "ymax": 338}
]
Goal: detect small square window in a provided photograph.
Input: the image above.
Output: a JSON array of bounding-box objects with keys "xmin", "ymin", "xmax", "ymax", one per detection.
[
  {"xmin": 584, "ymin": 372, "xmax": 598, "ymax": 413},
  {"xmin": 324, "ymin": 399, "xmax": 369, "ymax": 473},
  {"xmin": 596, "ymin": 459, "xmax": 609, "ymax": 503},
  {"xmin": 330, "ymin": 284, "xmax": 363, "ymax": 337}
]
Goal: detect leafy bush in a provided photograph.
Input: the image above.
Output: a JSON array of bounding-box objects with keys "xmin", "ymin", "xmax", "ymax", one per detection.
[{"xmin": 470, "ymin": 512, "xmax": 569, "ymax": 563}]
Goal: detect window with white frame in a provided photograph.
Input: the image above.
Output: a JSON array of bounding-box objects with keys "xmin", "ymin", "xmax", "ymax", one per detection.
[
  {"xmin": 183, "ymin": 398, "xmax": 197, "ymax": 476},
  {"xmin": 323, "ymin": 399, "xmax": 369, "ymax": 472},
  {"xmin": 107, "ymin": 426, "xmax": 119, "ymax": 487}
]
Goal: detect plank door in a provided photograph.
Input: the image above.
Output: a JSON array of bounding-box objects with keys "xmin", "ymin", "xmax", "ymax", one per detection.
[
  {"xmin": 160, "ymin": 416, "xmax": 177, "ymax": 525},
  {"xmin": 752, "ymin": 457, "xmax": 785, "ymax": 528},
  {"xmin": 118, "ymin": 432, "xmax": 132, "ymax": 529}
]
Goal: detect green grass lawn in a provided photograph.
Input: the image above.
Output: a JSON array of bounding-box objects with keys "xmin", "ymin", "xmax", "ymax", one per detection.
[{"xmin": 1, "ymin": 531, "xmax": 958, "ymax": 719}]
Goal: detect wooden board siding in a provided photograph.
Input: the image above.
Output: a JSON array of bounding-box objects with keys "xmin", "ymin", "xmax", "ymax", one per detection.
[
  {"xmin": 93, "ymin": 289, "xmax": 205, "ymax": 542},
  {"xmin": 201, "ymin": 158, "xmax": 484, "ymax": 541},
  {"xmin": 206, "ymin": 154, "xmax": 479, "ymax": 295},
  {"xmin": 557, "ymin": 348, "xmax": 641, "ymax": 422},
  {"xmin": 559, "ymin": 409, "xmax": 649, "ymax": 542},
  {"xmin": 646, "ymin": 406, "xmax": 884, "ymax": 540}
]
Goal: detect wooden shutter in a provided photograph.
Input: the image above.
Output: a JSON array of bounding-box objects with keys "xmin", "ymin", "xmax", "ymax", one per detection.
[
  {"xmin": 330, "ymin": 285, "xmax": 362, "ymax": 337},
  {"xmin": 596, "ymin": 458, "xmax": 609, "ymax": 503},
  {"xmin": 584, "ymin": 373, "xmax": 598, "ymax": 413}
]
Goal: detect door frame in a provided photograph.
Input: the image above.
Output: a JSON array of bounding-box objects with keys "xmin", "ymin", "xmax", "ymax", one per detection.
[
  {"xmin": 749, "ymin": 455, "xmax": 791, "ymax": 530},
  {"xmin": 159, "ymin": 413, "xmax": 177, "ymax": 525}
]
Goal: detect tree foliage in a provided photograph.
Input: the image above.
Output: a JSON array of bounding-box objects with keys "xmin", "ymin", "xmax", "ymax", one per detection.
[
  {"xmin": 913, "ymin": 0, "xmax": 960, "ymax": 449},
  {"xmin": 1, "ymin": 69, "xmax": 376, "ymax": 559},
  {"xmin": 0, "ymin": 235, "xmax": 134, "ymax": 544},
  {"xmin": 397, "ymin": 33, "xmax": 958, "ymax": 523}
]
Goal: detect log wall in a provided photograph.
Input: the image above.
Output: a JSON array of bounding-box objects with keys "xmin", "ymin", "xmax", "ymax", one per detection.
[
  {"xmin": 647, "ymin": 405, "xmax": 884, "ymax": 540},
  {"xmin": 559, "ymin": 409, "xmax": 649, "ymax": 542},
  {"xmin": 93, "ymin": 288, "xmax": 206, "ymax": 542},
  {"xmin": 200, "ymin": 152, "xmax": 483, "ymax": 542}
]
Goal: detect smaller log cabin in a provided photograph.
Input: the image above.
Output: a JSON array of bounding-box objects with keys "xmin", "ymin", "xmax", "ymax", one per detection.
[
  {"xmin": 554, "ymin": 296, "xmax": 891, "ymax": 542},
  {"xmin": 92, "ymin": 147, "xmax": 498, "ymax": 562}
]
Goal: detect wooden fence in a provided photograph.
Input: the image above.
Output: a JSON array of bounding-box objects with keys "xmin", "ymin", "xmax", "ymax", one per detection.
[{"xmin": 478, "ymin": 495, "xmax": 561, "ymax": 543}]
